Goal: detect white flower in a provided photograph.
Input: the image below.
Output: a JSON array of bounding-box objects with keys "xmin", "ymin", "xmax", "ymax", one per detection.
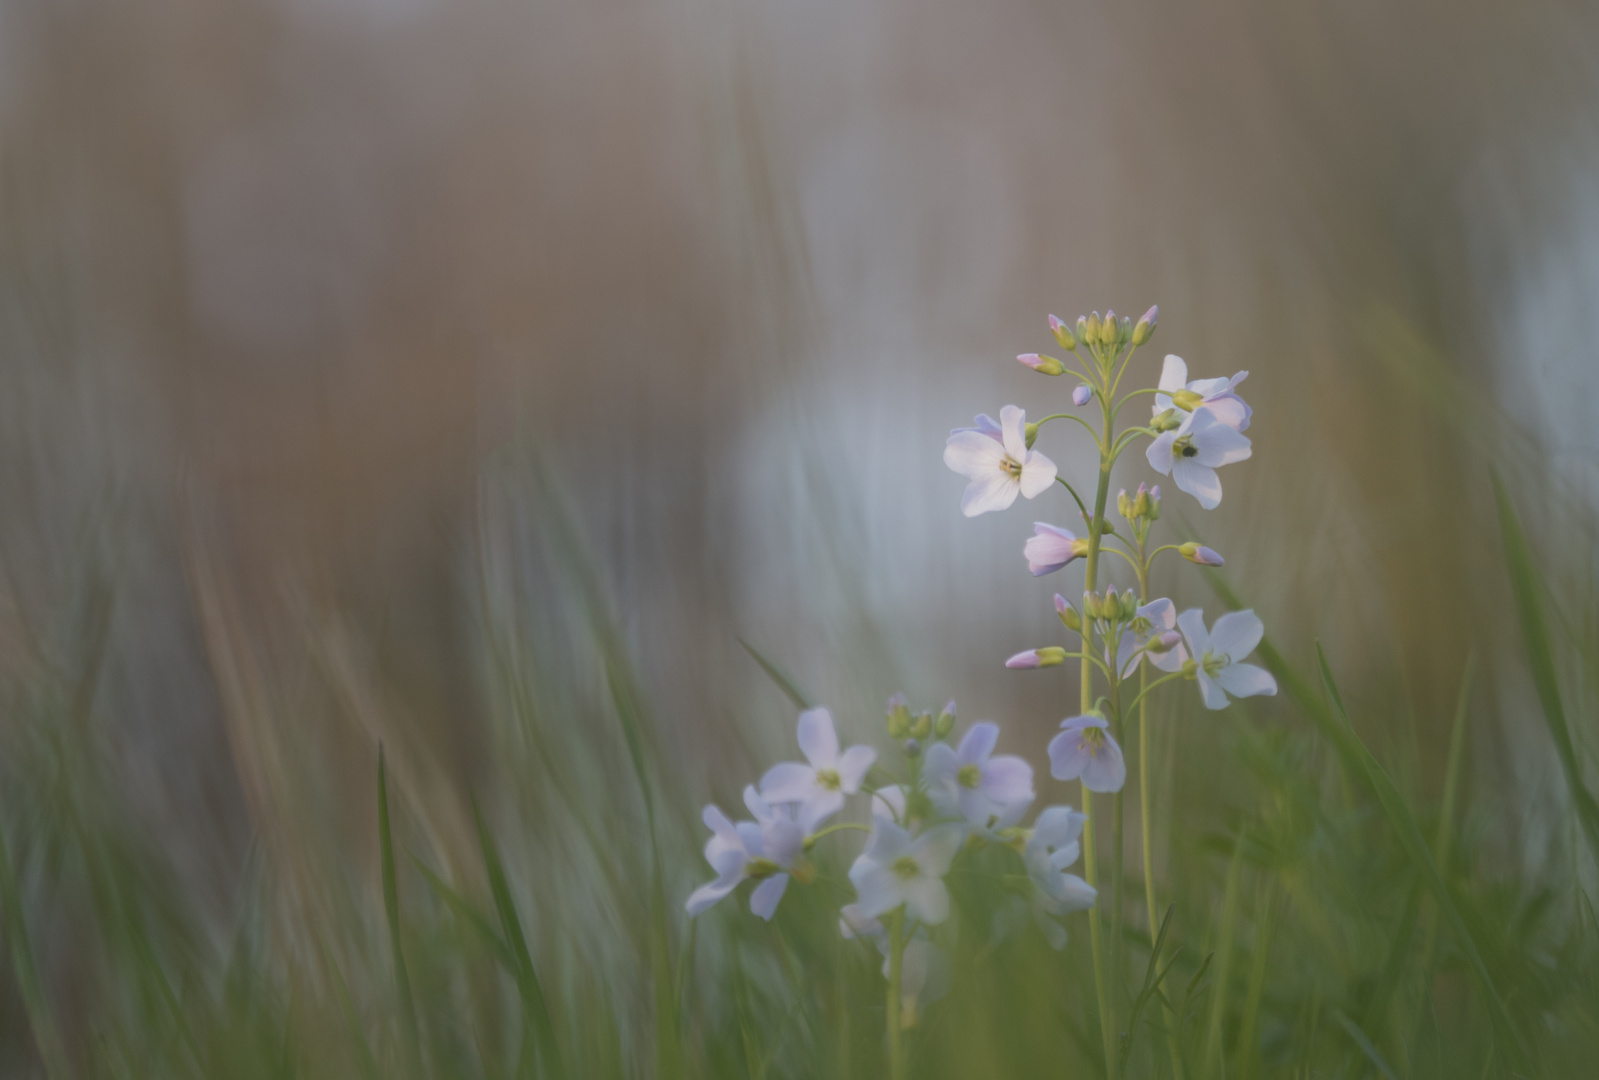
[
  {"xmin": 760, "ymin": 708, "xmax": 877, "ymax": 832},
  {"xmin": 1145, "ymin": 406, "xmax": 1251, "ymax": 510},
  {"xmin": 1154, "ymin": 354, "xmax": 1251, "ymax": 431},
  {"xmin": 1021, "ymin": 806, "xmax": 1097, "ymax": 949},
  {"xmin": 1113, "ymin": 597, "xmax": 1189, "ymax": 678},
  {"xmin": 685, "ymin": 795, "xmax": 805, "ymax": 920},
  {"xmin": 923, "ymin": 722, "xmax": 1034, "ymax": 828},
  {"xmin": 1024, "ymin": 523, "xmax": 1089, "ymax": 577},
  {"xmin": 944, "ymin": 405, "xmax": 1058, "ymax": 517},
  {"xmin": 1175, "ymin": 609, "xmax": 1279, "ymax": 710},
  {"xmin": 847, "ymin": 818, "xmax": 966, "ymax": 925},
  {"xmin": 1048, "ymin": 715, "xmax": 1126, "ymax": 793}
]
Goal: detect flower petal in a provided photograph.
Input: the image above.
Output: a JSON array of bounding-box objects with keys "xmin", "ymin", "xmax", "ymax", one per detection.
[
  {"xmin": 799, "ymin": 788, "xmax": 845, "ymax": 834},
  {"xmin": 861, "ymin": 818, "xmax": 912, "ymax": 864},
  {"xmin": 1176, "ymin": 609, "xmax": 1211, "ymax": 656},
  {"xmin": 1187, "ymin": 408, "xmax": 1252, "ymax": 466},
  {"xmin": 902, "ymin": 876, "xmax": 951, "ymax": 926},
  {"xmin": 1208, "ymin": 610, "xmax": 1264, "ymax": 661},
  {"xmin": 912, "ymin": 823, "xmax": 967, "ymax": 877},
  {"xmin": 759, "ymin": 762, "xmax": 817, "ymax": 804},
  {"xmin": 1159, "ymin": 354, "xmax": 1188, "ymax": 393},
  {"xmin": 703, "ymin": 804, "xmax": 741, "ymax": 847},
  {"xmin": 960, "ymin": 472, "xmax": 1021, "ymax": 517},
  {"xmin": 1024, "ymin": 523, "xmax": 1081, "ymax": 576},
  {"xmin": 1145, "ymin": 432, "xmax": 1177, "ymax": 477},
  {"xmin": 764, "ymin": 820, "xmax": 805, "ymax": 867},
  {"xmin": 980, "ymin": 755, "xmax": 1034, "ymax": 804},
  {"xmin": 1215, "ymin": 662, "xmax": 1278, "ymax": 699},
  {"xmin": 942, "ymin": 430, "xmax": 1007, "ymax": 478},
  {"xmin": 1171, "ymin": 457, "xmax": 1222, "ymax": 509},
  {"xmin": 999, "ymin": 405, "xmax": 1028, "ymax": 462},
  {"xmin": 958, "ymin": 722, "xmax": 1000, "ymax": 765},
  {"xmin": 1032, "ymin": 806, "xmax": 1085, "ymax": 852},
  {"xmin": 922, "ymin": 742, "xmax": 958, "ymax": 785},
  {"xmin": 835, "ymin": 745, "xmax": 877, "ymax": 793},
  {"xmin": 1048, "ymin": 730, "xmax": 1090, "ymax": 782},
  {"xmin": 871, "ymin": 785, "xmax": 907, "ymax": 822},
  {"xmin": 1018, "ymin": 451, "xmax": 1058, "ymax": 499},
  {"xmin": 796, "ymin": 707, "xmax": 840, "ymax": 768},
  {"xmin": 1196, "ymin": 670, "xmax": 1230, "ymax": 710},
  {"xmin": 849, "ymin": 863, "xmax": 903, "ymax": 919},
  {"xmin": 686, "ymin": 876, "xmax": 740, "ymax": 916},
  {"xmin": 749, "ymin": 874, "xmax": 789, "ymax": 921},
  {"xmin": 1080, "ymin": 738, "xmax": 1126, "ymax": 793}
]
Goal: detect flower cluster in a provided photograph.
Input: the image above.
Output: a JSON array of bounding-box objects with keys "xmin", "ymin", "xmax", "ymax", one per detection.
[{"xmin": 686, "ymin": 701, "xmax": 1096, "ymax": 1027}]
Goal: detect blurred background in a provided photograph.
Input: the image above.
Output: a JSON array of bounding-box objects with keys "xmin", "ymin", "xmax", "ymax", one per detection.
[{"xmin": 1, "ymin": 0, "xmax": 1597, "ymax": 1076}]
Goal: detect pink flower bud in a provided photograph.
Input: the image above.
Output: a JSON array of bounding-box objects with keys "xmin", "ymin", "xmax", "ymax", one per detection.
[{"xmin": 1179, "ymin": 542, "xmax": 1225, "ymax": 566}]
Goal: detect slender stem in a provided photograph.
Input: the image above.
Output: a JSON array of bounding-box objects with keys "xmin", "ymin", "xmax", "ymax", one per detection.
[
  {"xmin": 887, "ymin": 906, "xmax": 906, "ymax": 1080},
  {"xmin": 1057, "ymin": 476, "xmax": 1090, "ymax": 522},
  {"xmin": 1034, "ymin": 412, "xmax": 1101, "ymax": 439},
  {"xmin": 1112, "ymin": 386, "xmax": 1165, "ymax": 414},
  {"xmin": 807, "ymin": 822, "xmax": 870, "ymax": 844},
  {"xmin": 1080, "ymin": 393, "xmax": 1118, "ymax": 1080},
  {"xmin": 1121, "ymin": 673, "xmax": 1184, "ymax": 717},
  {"xmin": 1136, "ymin": 557, "xmax": 1158, "ymax": 952}
]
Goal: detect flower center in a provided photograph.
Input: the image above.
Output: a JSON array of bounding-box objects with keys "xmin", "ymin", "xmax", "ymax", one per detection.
[
  {"xmin": 1202, "ymin": 651, "xmax": 1230, "ymax": 676},
  {"xmin": 1080, "ymin": 727, "xmax": 1105, "ymax": 752},
  {"xmin": 745, "ymin": 857, "xmax": 780, "ymax": 879},
  {"xmin": 1171, "ymin": 389, "xmax": 1203, "ymax": 411},
  {"xmin": 1172, "ymin": 435, "xmax": 1198, "ymax": 458},
  {"xmin": 957, "ymin": 763, "xmax": 982, "ymax": 789},
  {"xmin": 892, "ymin": 855, "xmax": 921, "ymax": 880},
  {"xmin": 815, "ymin": 769, "xmax": 841, "ymax": 791},
  {"xmin": 1002, "ymin": 456, "xmax": 1023, "ymax": 477}
]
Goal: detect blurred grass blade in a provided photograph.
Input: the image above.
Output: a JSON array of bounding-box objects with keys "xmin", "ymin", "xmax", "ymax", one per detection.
[
  {"xmin": 0, "ymin": 828, "xmax": 70, "ymax": 1080},
  {"xmin": 473, "ymin": 800, "xmax": 566, "ymax": 1080},
  {"xmin": 1492, "ymin": 475, "xmax": 1599, "ymax": 868},
  {"xmin": 1333, "ymin": 1009, "xmax": 1398, "ymax": 1080},
  {"xmin": 1315, "ymin": 643, "xmax": 1532, "ymax": 1076},
  {"xmin": 737, "ymin": 636, "xmax": 817, "ymax": 710},
  {"xmin": 377, "ymin": 746, "xmax": 421, "ymax": 1056},
  {"xmin": 319, "ymin": 936, "xmax": 383, "ymax": 1080},
  {"xmin": 409, "ymin": 853, "xmax": 516, "ymax": 971}
]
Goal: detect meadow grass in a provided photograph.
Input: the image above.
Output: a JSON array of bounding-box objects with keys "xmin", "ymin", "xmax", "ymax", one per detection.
[{"xmin": 0, "ymin": 455, "xmax": 1595, "ymax": 1080}]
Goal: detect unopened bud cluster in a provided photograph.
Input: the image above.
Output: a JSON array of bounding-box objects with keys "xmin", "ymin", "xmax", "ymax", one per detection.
[{"xmin": 886, "ymin": 693, "xmax": 957, "ymax": 740}]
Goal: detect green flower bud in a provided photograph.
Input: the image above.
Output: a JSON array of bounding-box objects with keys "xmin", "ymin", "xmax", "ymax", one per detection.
[
  {"xmin": 1017, "ymin": 353, "xmax": 1067, "ymax": 376},
  {"xmin": 886, "ymin": 692, "xmax": 911, "ymax": 739},
  {"xmin": 911, "ymin": 712, "xmax": 933, "ymax": 740},
  {"xmin": 1055, "ymin": 594, "xmax": 1082, "ymax": 632},
  {"xmin": 1117, "ymin": 488, "xmax": 1131, "ymax": 520},
  {"xmin": 1049, "ymin": 315, "xmax": 1077, "ymax": 351},
  {"xmin": 935, "ymin": 700, "xmax": 956, "ymax": 738},
  {"xmin": 1024, "ymin": 421, "xmax": 1039, "ymax": 449},
  {"xmin": 1131, "ymin": 305, "xmax": 1158, "ymax": 346}
]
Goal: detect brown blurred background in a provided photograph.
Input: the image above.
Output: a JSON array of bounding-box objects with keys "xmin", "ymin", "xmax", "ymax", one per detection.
[{"xmin": 1, "ymin": 0, "xmax": 1596, "ymax": 934}]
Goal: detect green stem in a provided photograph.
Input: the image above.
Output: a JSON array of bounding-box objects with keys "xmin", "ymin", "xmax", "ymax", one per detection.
[
  {"xmin": 887, "ymin": 906, "xmax": 906, "ymax": 1080},
  {"xmin": 1080, "ymin": 398, "xmax": 1119, "ymax": 1080},
  {"xmin": 806, "ymin": 822, "xmax": 870, "ymax": 845}
]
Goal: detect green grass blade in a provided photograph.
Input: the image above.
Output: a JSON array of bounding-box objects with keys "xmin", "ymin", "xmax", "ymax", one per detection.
[
  {"xmin": 1333, "ymin": 1009, "xmax": 1398, "ymax": 1080},
  {"xmin": 0, "ymin": 826, "xmax": 70, "ymax": 1080},
  {"xmin": 473, "ymin": 800, "xmax": 565, "ymax": 1080},
  {"xmin": 408, "ymin": 853, "xmax": 516, "ymax": 971},
  {"xmin": 377, "ymin": 746, "xmax": 421, "ymax": 1058},
  {"xmin": 1315, "ymin": 643, "xmax": 1533, "ymax": 1076},
  {"xmin": 1492, "ymin": 474, "xmax": 1599, "ymax": 869},
  {"xmin": 736, "ymin": 636, "xmax": 817, "ymax": 710}
]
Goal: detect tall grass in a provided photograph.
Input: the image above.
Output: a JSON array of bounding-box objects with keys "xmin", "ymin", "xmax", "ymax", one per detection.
[{"xmin": 0, "ymin": 443, "xmax": 1594, "ymax": 1079}]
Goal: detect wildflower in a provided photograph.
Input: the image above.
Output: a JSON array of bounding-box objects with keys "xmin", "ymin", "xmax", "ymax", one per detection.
[
  {"xmin": 1113, "ymin": 597, "xmax": 1189, "ymax": 678},
  {"xmin": 1144, "ymin": 406, "xmax": 1251, "ymax": 510},
  {"xmin": 924, "ymin": 722, "xmax": 1035, "ymax": 828},
  {"xmin": 848, "ymin": 818, "xmax": 966, "ymax": 925},
  {"xmin": 944, "ymin": 405, "xmax": 1058, "ymax": 517},
  {"xmin": 1005, "ymin": 646, "xmax": 1067, "ymax": 669},
  {"xmin": 1175, "ymin": 609, "xmax": 1279, "ymax": 710},
  {"xmin": 1048, "ymin": 715, "xmax": 1126, "ymax": 793},
  {"xmin": 1153, "ymin": 354, "xmax": 1251, "ymax": 431},
  {"xmin": 1023, "ymin": 806, "xmax": 1097, "ymax": 948},
  {"xmin": 685, "ymin": 800, "xmax": 804, "ymax": 920},
  {"xmin": 759, "ymin": 708, "xmax": 877, "ymax": 832},
  {"xmin": 1024, "ymin": 522, "xmax": 1090, "ymax": 576}
]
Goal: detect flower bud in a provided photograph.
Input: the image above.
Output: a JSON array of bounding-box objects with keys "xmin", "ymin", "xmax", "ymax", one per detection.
[
  {"xmin": 1088, "ymin": 311, "xmax": 1104, "ymax": 345},
  {"xmin": 1072, "ymin": 383, "xmax": 1093, "ymax": 407},
  {"xmin": 1131, "ymin": 305, "xmax": 1158, "ymax": 346},
  {"xmin": 1054, "ymin": 593, "xmax": 1081, "ymax": 632},
  {"xmin": 1075, "ymin": 315, "xmax": 1091, "ymax": 346},
  {"xmin": 1147, "ymin": 630, "xmax": 1182, "ymax": 655},
  {"xmin": 1151, "ymin": 408, "xmax": 1184, "ymax": 433},
  {"xmin": 1121, "ymin": 590, "xmax": 1140, "ymax": 618},
  {"xmin": 1024, "ymin": 421, "xmax": 1039, "ymax": 449},
  {"xmin": 1117, "ymin": 489, "xmax": 1131, "ymax": 520},
  {"xmin": 1104, "ymin": 310, "xmax": 1117, "ymax": 341},
  {"xmin": 911, "ymin": 711, "xmax": 933, "ymax": 739},
  {"xmin": 1132, "ymin": 482, "xmax": 1151, "ymax": 520},
  {"xmin": 1171, "ymin": 388, "xmax": 1203, "ymax": 411},
  {"xmin": 1005, "ymin": 646, "xmax": 1068, "ymax": 670},
  {"xmin": 886, "ymin": 693, "xmax": 911, "ymax": 739},
  {"xmin": 1119, "ymin": 315, "xmax": 1132, "ymax": 344},
  {"xmin": 935, "ymin": 700, "xmax": 956, "ymax": 738},
  {"xmin": 1103, "ymin": 585, "xmax": 1119, "ymax": 616},
  {"xmin": 903, "ymin": 738, "xmax": 922, "ymax": 759},
  {"xmin": 1148, "ymin": 485, "xmax": 1162, "ymax": 519},
  {"xmin": 1179, "ymin": 542, "xmax": 1225, "ymax": 567},
  {"xmin": 1018, "ymin": 352, "xmax": 1066, "ymax": 376},
  {"xmin": 1049, "ymin": 314, "xmax": 1077, "ymax": 351}
]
